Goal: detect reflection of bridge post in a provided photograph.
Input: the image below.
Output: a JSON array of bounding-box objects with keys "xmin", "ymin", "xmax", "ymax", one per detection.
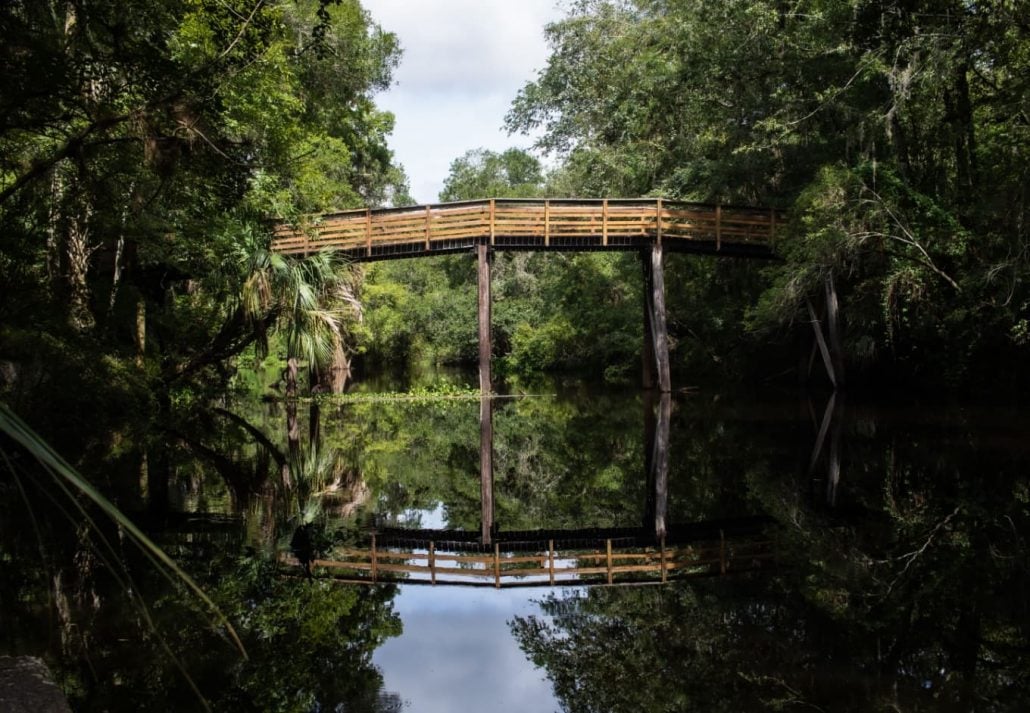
[
  {"xmin": 478, "ymin": 240, "xmax": 494, "ymax": 544},
  {"xmin": 644, "ymin": 391, "xmax": 671, "ymax": 540},
  {"xmin": 480, "ymin": 394, "xmax": 494, "ymax": 545},
  {"xmin": 641, "ymin": 245, "xmax": 671, "ymax": 392}
]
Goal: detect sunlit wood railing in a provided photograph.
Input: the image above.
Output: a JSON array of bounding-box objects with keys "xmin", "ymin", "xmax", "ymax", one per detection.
[
  {"xmin": 281, "ymin": 533, "xmax": 775, "ymax": 588},
  {"xmin": 272, "ymin": 198, "xmax": 783, "ymax": 260}
]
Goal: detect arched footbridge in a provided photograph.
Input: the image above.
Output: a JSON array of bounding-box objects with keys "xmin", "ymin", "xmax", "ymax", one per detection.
[
  {"xmin": 272, "ymin": 198, "xmax": 786, "ymax": 395},
  {"xmin": 273, "ymin": 199, "xmax": 792, "ymax": 550},
  {"xmin": 272, "ymin": 197, "xmax": 782, "ymax": 260}
]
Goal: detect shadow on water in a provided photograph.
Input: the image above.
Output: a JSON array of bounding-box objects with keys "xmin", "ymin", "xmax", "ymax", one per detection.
[{"xmin": 1, "ymin": 370, "xmax": 1029, "ymax": 710}]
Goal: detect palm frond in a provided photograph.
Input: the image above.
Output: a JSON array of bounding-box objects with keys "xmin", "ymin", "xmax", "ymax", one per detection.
[{"xmin": 0, "ymin": 403, "xmax": 247, "ymax": 659}]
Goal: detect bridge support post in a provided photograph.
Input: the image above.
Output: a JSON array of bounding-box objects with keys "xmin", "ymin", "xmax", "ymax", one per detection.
[
  {"xmin": 641, "ymin": 253, "xmax": 656, "ymax": 390},
  {"xmin": 477, "ymin": 240, "xmax": 494, "ymax": 545},
  {"xmin": 643, "ymin": 391, "xmax": 671, "ymax": 541},
  {"xmin": 642, "ymin": 245, "xmax": 672, "ymax": 392},
  {"xmin": 480, "ymin": 395, "xmax": 494, "ymax": 545}
]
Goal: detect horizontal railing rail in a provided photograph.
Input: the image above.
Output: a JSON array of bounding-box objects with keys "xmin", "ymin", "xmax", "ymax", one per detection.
[{"xmin": 272, "ymin": 198, "xmax": 783, "ymax": 259}]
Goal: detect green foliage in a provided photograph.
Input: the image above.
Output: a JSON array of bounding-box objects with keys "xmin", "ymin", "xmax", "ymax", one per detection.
[
  {"xmin": 439, "ymin": 148, "xmax": 545, "ymax": 202},
  {"xmin": 507, "ymin": 0, "xmax": 1030, "ymax": 387},
  {"xmin": 0, "ymin": 0, "xmax": 405, "ymax": 403}
]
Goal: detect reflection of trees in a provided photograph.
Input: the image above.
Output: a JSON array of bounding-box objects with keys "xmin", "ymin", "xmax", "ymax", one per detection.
[
  {"xmin": 513, "ymin": 408, "xmax": 1030, "ymax": 711},
  {"xmin": 0, "ymin": 500, "xmax": 403, "ymax": 711},
  {"xmin": 314, "ymin": 383, "xmax": 805, "ymax": 534},
  {"xmin": 1, "ymin": 400, "xmax": 401, "ymax": 711}
]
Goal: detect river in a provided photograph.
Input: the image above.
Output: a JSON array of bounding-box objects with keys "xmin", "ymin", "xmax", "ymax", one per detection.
[{"xmin": 1, "ymin": 369, "xmax": 1028, "ymax": 711}]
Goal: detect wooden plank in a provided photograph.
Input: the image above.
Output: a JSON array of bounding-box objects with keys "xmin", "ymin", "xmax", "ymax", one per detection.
[
  {"xmin": 494, "ymin": 542, "xmax": 501, "ymax": 588},
  {"xmin": 715, "ymin": 204, "xmax": 722, "ymax": 251},
  {"xmin": 606, "ymin": 539, "xmax": 613, "ymax": 585},
  {"xmin": 656, "ymin": 198, "xmax": 663, "ymax": 243},
  {"xmin": 371, "ymin": 534, "xmax": 378, "ymax": 582},
  {"xmin": 365, "ymin": 208, "xmax": 372, "ymax": 257},
  {"xmin": 549, "ymin": 539, "xmax": 555, "ymax": 586},
  {"xmin": 544, "ymin": 199, "xmax": 550, "ymax": 247},
  {"xmin": 660, "ymin": 536, "xmax": 667, "ymax": 583},
  {"xmin": 273, "ymin": 198, "xmax": 780, "ymax": 256}
]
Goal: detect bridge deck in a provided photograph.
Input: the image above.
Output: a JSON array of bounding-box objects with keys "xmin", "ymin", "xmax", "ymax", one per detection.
[
  {"xmin": 281, "ymin": 519, "xmax": 774, "ymax": 588},
  {"xmin": 272, "ymin": 198, "xmax": 782, "ymax": 261}
]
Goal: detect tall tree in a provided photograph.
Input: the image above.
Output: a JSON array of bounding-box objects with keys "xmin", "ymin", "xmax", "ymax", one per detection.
[{"xmin": 508, "ymin": 0, "xmax": 1030, "ymax": 386}]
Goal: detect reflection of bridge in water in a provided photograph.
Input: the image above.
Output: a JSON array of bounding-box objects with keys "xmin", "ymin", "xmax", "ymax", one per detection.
[
  {"xmin": 284, "ymin": 391, "xmax": 777, "ymax": 588},
  {"xmin": 285, "ymin": 517, "xmax": 775, "ymax": 588},
  {"xmin": 270, "ymin": 200, "xmax": 820, "ymax": 587},
  {"xmin": 273, "ymin": 198, "xmax": 790, "ymax": 395}
]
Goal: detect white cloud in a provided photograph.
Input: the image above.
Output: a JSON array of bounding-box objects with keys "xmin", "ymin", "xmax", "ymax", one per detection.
[
  {"xmin": 374, "ymin": 586, "xmax": 557, "ymax": 712},
  {"xmin": 363, "ymin": 0, "xmax": 564, "ymax": 203}
]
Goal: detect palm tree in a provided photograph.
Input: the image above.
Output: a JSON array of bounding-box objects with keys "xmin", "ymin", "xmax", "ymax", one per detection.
[{"xmin": 238, "ymin": 245, "xmax": 350, "ymax": 481}]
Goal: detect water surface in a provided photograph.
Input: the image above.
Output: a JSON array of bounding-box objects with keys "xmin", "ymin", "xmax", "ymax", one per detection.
[{"xmin": 1, "ymin": 372, "xmax": 1028, "ymax": 711}]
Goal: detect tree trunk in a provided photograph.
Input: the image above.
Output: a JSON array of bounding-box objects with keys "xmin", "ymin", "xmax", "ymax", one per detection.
[
  {"xmin": 134, "ymin": 298, "xmax": 146, "ymax": 366},
  {"xmin": 325, "ymin": 335, "xmax": 350, "ymax": 393},
  {"xmin": 65, "ymin": 199, "xmax": 95, "ymax": 332},
  {"xmin": 284, "ymin": 356, "xmax": 300, "ymax": 488}
]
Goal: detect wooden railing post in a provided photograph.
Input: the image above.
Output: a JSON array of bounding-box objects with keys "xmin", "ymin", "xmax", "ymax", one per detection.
[
  {"xmin": 769, "ymin": 207, "xmax": 777, "ymax": 248},
  {"xmin": 548, "ymin": 539, "xmax": 555, "ymax": 586},
  {"xmin": 656, "ymin": 198, "xmax": 663, "ymax": 245},
  {"xmin": 602, "ymin": 199, "xmax": 609, "ymax": 246},
  {"xmin": 429, "ymin": 540, "xmax": 436, "ymax": 585},
  {"xmin": 544, "ymin": 199, "xmax": 550, "ymax": 247},
  {"xmin": 365, "ymin": 208, "xmax": 372, "ymax": 257},
  {"xmin": 494, "ymin": 542, "xmax": 501, "ymax": 588},
  {"xmin": 425, "ymin": 205, "xmax": 431, "ymax": 251},
  {"xmin": 715, "ymin": 204, "xmax": 722, "ymax": 251},
  {"xmin": 371, "ymin": 533, "xmax": 378, "ymax": 582},
  {"xmin": 489, "ymin": 198, "xmax": 496, "ymax": 246},
  {"xmin": 606, "ymin": 539, "xmax": 613, "ymax": 585},
  {"xmin": 660, "ymin": 535, "xmax": 667, "ymax": 584}
]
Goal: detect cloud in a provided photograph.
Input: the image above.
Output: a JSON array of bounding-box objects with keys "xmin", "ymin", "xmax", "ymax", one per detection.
[
  {"xmin": 368, "ymin": 0, "xmax": 558, "ymax": 92},
  {"xmin": 362, "ymin": 0, "xmax": 564, "ymax": 203},
  {"xmin": 375, "ymin": 586, "xmax": 557, "ymax": 712}
]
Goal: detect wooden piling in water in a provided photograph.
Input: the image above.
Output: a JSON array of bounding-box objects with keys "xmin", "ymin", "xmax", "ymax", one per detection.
[
  {"xmin": 643, "ymin": 244, "xmax": 671, "ymax": 393},
  {"xmin": 641, "ymin": 250, "xmax": 657, "ymax": 390},
  {"xmin": 478, "ymin": 241, "xmax": 493, "ymax": 545}
]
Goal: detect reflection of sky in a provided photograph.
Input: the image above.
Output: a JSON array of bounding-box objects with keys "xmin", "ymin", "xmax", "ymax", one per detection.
[{"xmin": 374, "ymin": 575, "xmax": 565, "ymax": 712}]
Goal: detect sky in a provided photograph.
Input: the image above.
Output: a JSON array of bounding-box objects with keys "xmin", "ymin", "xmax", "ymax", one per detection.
[
  {"xmin": 361, "ymin": 0, "xmax": 565, "ymax": 204},
  {"xmin": 374, "ymin": 586, "xmax": 561, "ymax": 712}
]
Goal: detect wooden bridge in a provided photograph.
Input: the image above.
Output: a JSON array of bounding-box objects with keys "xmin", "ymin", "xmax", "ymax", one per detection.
[
  {"xmin": 282, "ymin": 519, "xmax": 775, "ymax": 588},
  {"xmin": 272, "ymin": 198, "xmax": 784, "ymax": 394},
  {"xmin": 272, "ymin": 198, "xmax": 781, "ymax": 260}
]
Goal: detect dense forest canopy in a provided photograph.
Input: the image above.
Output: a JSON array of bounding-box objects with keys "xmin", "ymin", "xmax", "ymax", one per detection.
[
  {"xmin": 0, "ymin": 0, "xmax": 408, "ymax": 439},
  {"xmin": 3, "ymin": 0, "xmax": 1029, "ymax": 416},
  {"xmin": 369, "ymin": 0, "xmax": 1030, "ymax": 390}
]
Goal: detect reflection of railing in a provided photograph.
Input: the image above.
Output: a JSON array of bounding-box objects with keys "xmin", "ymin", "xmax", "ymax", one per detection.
[
  {"xmin": 272, "ymin": 198, "xmax": 782, "ymax": 260},
  {"xmin": 281, "ymin": 533, "xmax": 775, "ymax": 588}
]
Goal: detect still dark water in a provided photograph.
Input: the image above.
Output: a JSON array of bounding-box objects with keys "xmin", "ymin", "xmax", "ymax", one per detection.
[{"xmin": 2, "ymin": 370, "xmax": 1029, "ymax": 711}]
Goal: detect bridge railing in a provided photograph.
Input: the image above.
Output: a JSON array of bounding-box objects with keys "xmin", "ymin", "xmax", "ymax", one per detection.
[
  {"xmin": 281, "ymin": 533, "xmax": 775, "ymax": 588},
  {"xmin": 272, "ymin": 198, "xmax": 783, "ymax": 258}
]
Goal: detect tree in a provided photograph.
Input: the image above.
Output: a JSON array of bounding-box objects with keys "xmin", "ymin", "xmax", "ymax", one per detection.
[
  {"xmin": 0, "ymin": 0, "xmax": 406, "ymax": 425},
  {"xmin": 508, "ymin": 0, "xmax": 1030, "ymax": 387}
]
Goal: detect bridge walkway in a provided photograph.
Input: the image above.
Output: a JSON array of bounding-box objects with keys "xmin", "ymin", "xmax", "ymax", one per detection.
[{"xmin": 272, "ymin": 198, "xmax": 782, "ymax": 261}]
